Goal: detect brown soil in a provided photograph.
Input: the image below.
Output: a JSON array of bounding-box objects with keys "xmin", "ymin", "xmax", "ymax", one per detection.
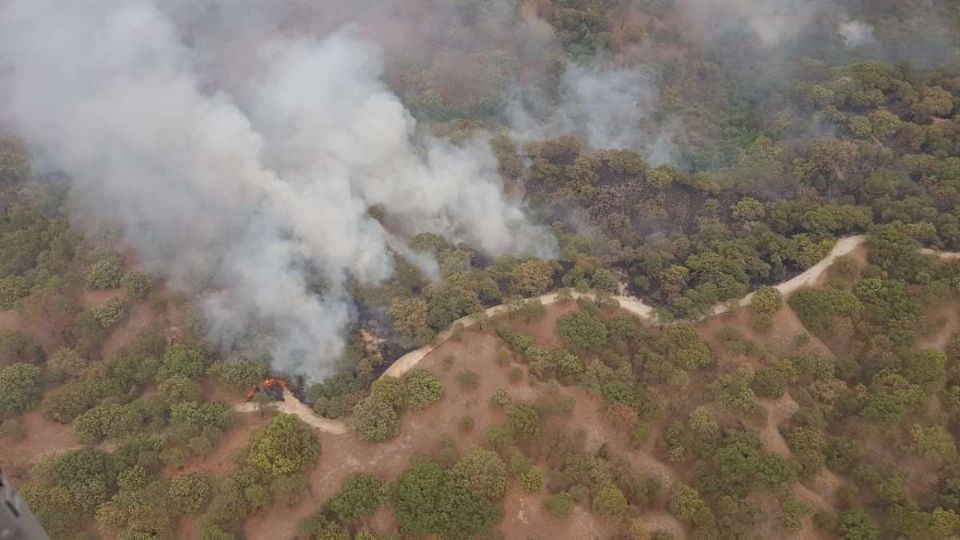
[
  {"xmin": 503, "ymin": 491, "xmax": 617, "ymax": 540},
  {"xmin": 758, "ymin": 392, "xmax": 799, "ymax": 459},
  {"xmin": 81, "ymin": 289, "xmax": 121, "ymax": 309},
  {"xmin": 509, "ymin": 299, "xmax": 581, "ymax": 348},
  {"xmin": 169, "ymin": 413, "xmax": 271, "ymax": 478},
  {"xmin": 0, "ymin": 411, "xmax": 79, "ymax": 484},
  {"xmin": 699, "ymin": 303, "xmax": 832, "ymax": 361},
  {"xmin": 0, "ymin": 306, "xmax": 69, "ymax": 359},
  {"xmin": 916, "ymin": 300, "xmax": 960, "ymax": 351},
  {"xmin": 243, "ymin": 317, "xmax": 678, "ymax": 539},
  {"xmin": 102, "ymin": 301, "xmax": 167, "ymax": 358},
  {"xmin": 640, "ymin": 511, "xmax": 687, "ymax": 539}
]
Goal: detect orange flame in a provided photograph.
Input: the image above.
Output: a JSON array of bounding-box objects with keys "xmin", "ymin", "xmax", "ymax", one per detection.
[{"xmin": 245, "ymin": 378, "xmax": 289, "ymax": 401}]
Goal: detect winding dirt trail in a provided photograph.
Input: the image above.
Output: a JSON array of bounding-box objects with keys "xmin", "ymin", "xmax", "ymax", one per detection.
[
  {"xmin": 235, "ymin": 236, "xmax": 960, "ymax": 434},
  {"xmin": 710, "ymin": 235, "xmax": 866, "ymax": 316},
  {"xmin": 758, "ymin": 392, "xmax": 800, "ymax": 459},
  {"xmin": 922, "ymin": 248, "xmax": 960, "ymax": 260},
  {"xmin": 234, "ymin": 389, "xmax": 347, "ymax": 434}
]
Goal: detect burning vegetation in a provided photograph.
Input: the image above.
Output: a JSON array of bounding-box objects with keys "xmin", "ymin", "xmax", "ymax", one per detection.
[{"xmin": 245, "ymin": 378, "xmax": 290, "ymax": 401}]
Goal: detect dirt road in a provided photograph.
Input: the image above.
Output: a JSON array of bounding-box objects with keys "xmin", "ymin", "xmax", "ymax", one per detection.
[{"xmin": 236, "ymin": 235, "xmax": 960, "ymax": 434}]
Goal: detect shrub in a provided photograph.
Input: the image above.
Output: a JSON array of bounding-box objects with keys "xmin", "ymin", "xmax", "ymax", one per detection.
[
  {"xmin": 482, "ymin": 425, "xmax": 514, "ymax": 452},
  {"xmin": 0, "ymin": 276, "xmax": 29, "ymax": 309},
  {"xmin": 393, "ymin": 457, "xmax": 500, "ymax": 539},
  {"xmin": 510, "ymin": 298, "xmax": 547, "ymax": 323},
  {"xmin": 300, "ymin": 513, "xmax": 350, "ymax": 540},
  {"xmin": 837, "ymin": 509, "xmax": 879, "ymax": 540},
  {"xmin": 452, "ymin": 449, "xmax": 509, "ymax": 500},
  {"xmin": 0, "ymin": 417, "xmax": 25, "ymax": 440},
  {"xmin": 91, "ymin": 297, "xmax": 127, "ymax": 328},
  {"xmin": 670, "ymin": 484, "xmax": 714, "ymax": 527},
  {"xmin": 443, "ymin": 354, "xmax": 456, "ymax": 370},
  {"xmin": 457, "ymin": 369, "xmax": 480, "ymax": 389},
  {"xmin": 42, "ymin": 379, "xmax": 103, "ymax": 423},
  {"xmin": 328, "ymin": 473, "xmax": 387, "ymax": 522},
  {"xmin": 0, "ymin": 362, "xmax": 41, "ymax": 416},
  {"xmin": 592, "ymin": 484, "xmax": 628, "ymax": 521},
  {"xmin": 489, "ymin": 388, "xmax": 511, "ymax": 408},
  {"xmin": 505, "ymin": 403, "xmax": 542, "ymax": 440},
  {"xmin": 208, "ymin": 357, "xmax": 268, "ymax": 393},
  {"xmin": 169, "ymin": 472, "xmax": 212, "ymax": 513},
  {"xmin": 521, "ymin": 466, "xmax": 543, "ymax": 492},
  {"xmin": 750, "ymin": 286, "xmax": 783, "ymax": 316},
  {"xmin": 789, "ymin": 286, "xmax": 861, "ymax": 336},
  {"xmin": 511, "ymin": 260, "xmax": 555, "ymax": 297},
  {"xmin": 909, "ymin": 424, "xmax": 957, "ymax": 463},
  {"xmin": 350, "ymin": 395, "xmax": 400, "ymax": 443},
  {"xmin": 556, "ymin": 310, "xmax": 608, "ymax": 352},
  {"xmin": 157, "ymin": 374, "xmax": 203, "ymax": 404},
  {"xmin": 246, "ymin": 414, "xmax": 320, "ymax": 477},
  {"xmin": 544, "ymin": 493, "xmax": 575, "ymax": 517},
  {"xmin": 459, "ymin": 415, "xmax": 475, "ymax": 432},
  {"xmin": 158, "ymin": 345, "xmax": 208, "ymax": 380},
  {"xmin": 121, "ymin": 271, "xmax": 152, "ymax": 300},
  {"xmin": 0, "ymin": 330, "xmax": 44, "ymax": 364},
  {"xmin": 401, "ymin": 368, "xmax": 444, "ymax": 410},
  {"xmin": 85, "ymin": 254, "xmax": 124, "ymax": 289},
  {"xmin": 781, "ymin": 497, "xmax": 809, "ymax": 533},
  {"xmin": 497, "ymin": 327, "xmax": 535, "ymax": 355},
  {"xmin": 21, "ymin": 448, "xmax": 118, "ymax": 536},
  {"xmin": 46, "ymin": 347, "xmax": 87, "ymax": 382},
  {"xmin": 169, "ymin": 401, "xmax": 232, "ymax": 436},
  {"xmin": 751, "ymin": 361, "xmax": 797, "ymax": 399},
  {"xmin": 508, "ymin": 366, "xmax": 524, "ymax": 383},
  {"xmin": 73, "ymin": 403, "xmax": 144, "ymax": 444}
]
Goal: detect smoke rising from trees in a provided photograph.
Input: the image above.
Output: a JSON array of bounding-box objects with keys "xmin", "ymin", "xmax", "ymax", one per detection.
[
  {"xmin": 508, "ymin": 64, "xmax": 677, "ymax": 165},
  {"xmin": 0, "ymin": 0, "xmax": 554, "ymax": 380}
]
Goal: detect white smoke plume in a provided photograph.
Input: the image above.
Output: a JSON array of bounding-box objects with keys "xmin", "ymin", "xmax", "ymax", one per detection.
[
  {"xmin": 0, "ymin": 0, "xmax": 555, "ymax": 380},
  {"xmin": 838, "ymin": 20, "xmax": 878, "ymax": 48},
  {"xmin": 509, "ymin": 64, "xmax": 676, "ymax": 164},
  {"xmin": 677, "ymin": 0, "xmax": 824, "ymax": 48}
]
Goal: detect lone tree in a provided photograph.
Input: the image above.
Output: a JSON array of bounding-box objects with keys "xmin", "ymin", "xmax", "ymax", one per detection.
[
  {"xmin": 749, "ymin": 286, "xmax": 783, "ymax": 332},
  {"xmin": 0, "ymin": 362, "xmax": 41, "ymax": 416},
  {"xmin": 246, "ymin": 414, "xmax": 320, "ymax": 477},
  {"xmin": 556, "ymin": 309, "xmax": 608, "ymax": 353},
  {"xmin": 452, "ymin": 449, "xmax": 509, "ymax": 501},
  {"xmin": 328, "ymin": 473, "xmax": 388, "ymax": 522},
  {"xmin": 401, "ymin": 368, "xmax": 444, "ymax": 410}
]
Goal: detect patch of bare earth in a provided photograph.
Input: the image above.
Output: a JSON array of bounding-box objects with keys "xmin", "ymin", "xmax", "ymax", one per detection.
[
  {"xmin": 698, "ymin": 304, "xmax": 832, "ymax": 362},
  {"xmin": 640, "ymin": 511, "xmax": 687, "ymax": 539},
  {"xmin": 503, "ymin": 491, "xmax": 616, "ymax": 540},
  {"xmin": 758, "ymin": 392, "xmax": 799, "ymax": 459},
  {"xmin": 243, "ymin": 310, "xmax": 682, "ymax": 539},
  {"xmin": 0, "ymin": 306, "xmax": 69, "ymax": 357},
  {"xmin": 0, "ymin": 411, "xmax": 79, "ymax": 484},
  {"xmin": 916, "ymin": 300, "xmax": 960, "ymax": 351},
  {"xmin": 170, "ymin": 413, "xmax": 271, "ymax": 478},
  {"xmin": 81, "ymin": 288, "xmax": 121, "ymax": 310}
]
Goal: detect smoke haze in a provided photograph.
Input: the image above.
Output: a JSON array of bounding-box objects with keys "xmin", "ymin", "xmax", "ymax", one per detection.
[
  {"xmin": 0, "ymin": 0, "xmax": 554, "ymax": 380},
  {"xmin": 508, "ymin": 64, "xmax": 677, "ymax": 164}
]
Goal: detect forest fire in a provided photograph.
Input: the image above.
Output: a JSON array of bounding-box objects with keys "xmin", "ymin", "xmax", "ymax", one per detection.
[{"xmin": 245, "ymin": 378, "xmax": 290, "ymax": 401}]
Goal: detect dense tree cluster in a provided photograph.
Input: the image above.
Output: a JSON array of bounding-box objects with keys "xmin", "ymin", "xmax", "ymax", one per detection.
[{"xmin": 349, "ymin": 368, "xmax": 444, "ymax": 443}]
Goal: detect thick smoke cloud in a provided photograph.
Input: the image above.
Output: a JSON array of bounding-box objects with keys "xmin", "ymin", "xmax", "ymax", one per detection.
[
  {"xmin": 509, "ymin": 64, "xmax": 676, "ymax": 164},
  {"xmin": 677, "ymin": 0, "xmax": 824, "ymax": 49},
  {"xmin": 838, "ymin": 20, "xmax": 878, "ymax": 48},
  {"xmin": 0, "ymin": 0, "xmax": 554, "ymax": 380},
  {"xmin": 677, "ymin": 0, "xmax": 957, "ymax": 67}
]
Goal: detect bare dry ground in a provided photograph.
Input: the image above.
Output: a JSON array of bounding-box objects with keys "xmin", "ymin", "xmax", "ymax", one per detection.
[
  {"xmin": 0, "ymin": 410, "xmax": 79, "ymax": 484},
  {"xmin": 916, "ymin": 300, "xmax": 960, "ymax": 352},
  {"xmin": 244, "ymin": 315, "xmax": 686, "ymax": 539}
]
